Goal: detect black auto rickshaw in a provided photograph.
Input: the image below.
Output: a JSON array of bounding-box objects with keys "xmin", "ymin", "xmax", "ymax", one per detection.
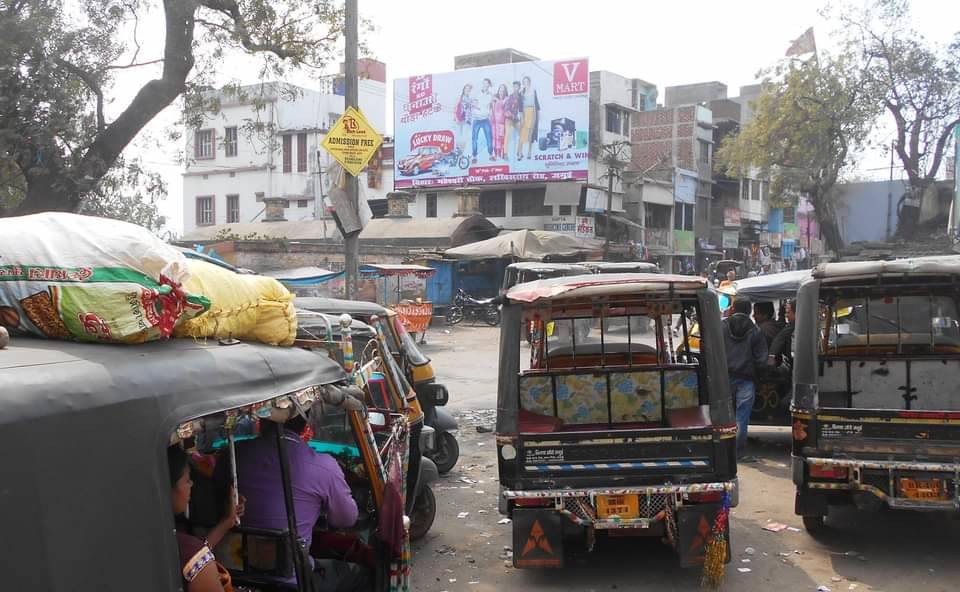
[
  {"xmin": 496, "ymin": 273, "xmax": 738, "ymax": 570},
  {"xmin": 792, "ymin": 256, "xmax": 960, "ymax": 533},
  {"xmin": 0, "ymin": 335, "xmax": 410, "ymax": 591},
  {"xmin": 296, "ymin": 297, "xmax": 459, "ymax": 473},
  {"xmin": 581, "ymin": 261, "xmax": 661, "ymax": 274},
  {"xmin": 500, "ymin": 262, "xmax": 592, "ymax": 296},
  {"xmin": 294, "ymin": 309, "xmax": 439, "ymax": 541}
]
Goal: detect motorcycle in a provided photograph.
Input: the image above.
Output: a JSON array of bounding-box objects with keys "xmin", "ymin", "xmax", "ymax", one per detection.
[
  {"xmin": 417, "ymin": 382, "xmax": 460, "ymax": 474},
  {"xmin": 445, "ymin": 289, "xmax": 500, "ymax": 326}
]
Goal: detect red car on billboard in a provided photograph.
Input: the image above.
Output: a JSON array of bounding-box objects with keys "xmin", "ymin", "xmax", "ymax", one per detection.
[{"xmin": 398, "ymin": 146, "xmax": 446, "ymax": 176}]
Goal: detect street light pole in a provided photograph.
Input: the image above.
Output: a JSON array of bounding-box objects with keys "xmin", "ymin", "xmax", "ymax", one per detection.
[
  {"xmin": 343, "ymin": 0, "xmax": 360, "ymax": 298},
  {"xmin": 600, "ymin": 141, "xmax": 630, "ymax": 261}
]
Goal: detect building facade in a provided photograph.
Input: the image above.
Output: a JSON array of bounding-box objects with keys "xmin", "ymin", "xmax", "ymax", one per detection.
[
  {"xmin": 398, "ymin": 49, "xmax": 656, "ymax": 259},
  {"xmin": 181, "ymin": 60, "xmax": 390, "ymax": 237}
]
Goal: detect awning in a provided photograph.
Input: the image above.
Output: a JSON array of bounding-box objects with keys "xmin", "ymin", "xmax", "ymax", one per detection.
[
  {"xmin": 264, "ymin": 266, "xmax": 343, "ymax": 286},
  {"xmin": 599, "ymin": 212, "xmax": 643, "ymax": 230},
  {"xmin": 360, "ymin": 263, "xmax": 436, "ymax": 278},
  {"xmin": 544, "ymin": 183, "xmax": 582, "ymax": 206}
]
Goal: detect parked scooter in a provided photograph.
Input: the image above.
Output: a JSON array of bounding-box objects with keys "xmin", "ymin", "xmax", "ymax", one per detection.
[
  {"xmin": 445, "ymin": 288, "xmax": 500, "ymax": 326},
  {"xmin": 417, "ymin": 381, "xmax": 460, "ymax": 474},
  {"xmin": 410, "ymin": 427, "xmax": 440, "ymax": 541}
]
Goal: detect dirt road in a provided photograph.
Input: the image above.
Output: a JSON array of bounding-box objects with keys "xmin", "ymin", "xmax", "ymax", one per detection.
[{"xmin": 411, "ymin": 325, "xmax": 960, "ymax": 592}]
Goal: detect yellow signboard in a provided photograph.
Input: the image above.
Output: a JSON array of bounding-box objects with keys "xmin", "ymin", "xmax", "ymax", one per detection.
[{"xmin": 321, "ymin": 106, "xmax": 383, "ymax": 176}]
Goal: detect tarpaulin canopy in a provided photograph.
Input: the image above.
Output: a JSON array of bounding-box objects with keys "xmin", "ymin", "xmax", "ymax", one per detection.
[
  {"xmin": 442, "ymin": 229, "xmax": 602, "ymax": 261},
  {"xmin": 360, "ymin": 263, "xmax": 436, "ymax": 278},
  {"xmin": 729, "ymin": 269, "xmax": 811, "ymax": 301},
  {"xmin": 264, "ymin": 266, "xmax": 344, "ymax": 286}
]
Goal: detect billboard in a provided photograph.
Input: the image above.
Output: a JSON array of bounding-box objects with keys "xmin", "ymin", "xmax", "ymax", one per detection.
[{"xmin": 394, "ymin": 58, "xmax": 590, "ymax": 189}]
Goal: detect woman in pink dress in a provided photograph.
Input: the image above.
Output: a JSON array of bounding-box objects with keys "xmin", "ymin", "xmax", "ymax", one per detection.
[{"xmin": 491, "ymin": 84, "xmax": 508, "ymax": 161}]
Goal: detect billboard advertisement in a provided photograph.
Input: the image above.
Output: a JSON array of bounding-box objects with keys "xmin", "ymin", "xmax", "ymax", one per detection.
[{"xmin": 394, "ymin": 58, "xmax": 590, "ymax": 189}]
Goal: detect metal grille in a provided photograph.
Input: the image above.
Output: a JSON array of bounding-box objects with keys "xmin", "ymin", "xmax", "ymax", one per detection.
[{"xmin": 563, "ymin": 494, "xmax": 669, "ymax": 521}]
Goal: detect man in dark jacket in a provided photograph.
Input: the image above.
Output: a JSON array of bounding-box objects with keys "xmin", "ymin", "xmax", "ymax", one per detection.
[
  {"xmin": 753, "ymin": 301, "xmax": 780, "ymax": 348},
  {"xmin": 723, "ymin": 299, "xmax": 768, "ymax": 456},
  {"xmin": 769, "ymin": 299, "xmax": 796, "ymax": 369}
]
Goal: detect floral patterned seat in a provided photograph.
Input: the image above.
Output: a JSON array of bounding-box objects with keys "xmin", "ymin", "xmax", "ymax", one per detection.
[
  {"xmin": 610, "ymin": 371, "xmax": 662, "ymax": 422},
  {"xmin": 519, "ymin": 374, "xmax": 554, "ymax": 417},
  {"xmin": 664, "ymin": 370, "xmax": 700, "ymax": 409},
  {"xmin": 555, "ymin": 373, "xmax": 609, "ymax": 424}
]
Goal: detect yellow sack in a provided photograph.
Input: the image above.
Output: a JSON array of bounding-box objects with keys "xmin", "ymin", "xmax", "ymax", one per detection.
[{"xmin": 174, "ymin": 259, "xmax": 297, "ymax": 346}]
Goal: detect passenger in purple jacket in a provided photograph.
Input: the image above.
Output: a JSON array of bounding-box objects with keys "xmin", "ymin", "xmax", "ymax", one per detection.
[{"xmin": 219, "ymin": 416, "xmax": 367, "ymax": 590}]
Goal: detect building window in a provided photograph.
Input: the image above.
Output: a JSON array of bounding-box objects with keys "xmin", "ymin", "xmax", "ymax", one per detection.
[
  {"xmin": 674, "ymin": 203, "xmax": 695, "ymax": 231},
  {"xmin": 425, "ymin": 193, "xmax": 437, "ymax": 218},
  {"xmin": 196, "ymin": 196, "xmax": 214, "ymax": 226},
  {"xmin": 224, "ymin": 127, "xmax": 238, "ymax": 157},
  {"xmin": 645, "ymin": 203, "xmax": 671, "ymax": 229},
  {"xmin": 297, "ymin": 133, "xmax": 308, "ymax": 172},
  {"xmin": 740, "ymin": 179, "xmax": 750, "ymax": 201},
  {"xmin": 479, "ymin": 190, "xmax": 506, "ymax": 217},
  {"xmin": 559, "ymin": 205, "xmax": 573, "ymax": 216},
  {"xmin": 194, "ymin": 129, "xmax": 214, "ymax": 159},
  {"xmin": 512, "ymin": 188, "xmax": 551, "ymax": 216},
  {"xmin": 751, "ymin": 179, "xmax": 761, "ymax": 200},
  {"xmin": 298, "ymin": 199, "xmax": 309, "ymax": 208},
  {"xmin": 784, "ymin": 206, "xmax": 796, "ymax": 223},
  {"xmin": 282, "ymin": 135, "xmax": 292, "ymax": 173},
  {"xmin": 698, "ymin": 140, "xmax": 710, "ymax": 166},
  {"xmin": 605, "ymin": 106, "xmax": 628, "ymax": 135},
  {"xmin": 226, "ymin": 194, "xmax": 239, "ymax": 223}
]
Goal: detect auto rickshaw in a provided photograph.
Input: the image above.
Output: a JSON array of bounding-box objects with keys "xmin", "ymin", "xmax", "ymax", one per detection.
[
  {"xmin": 296, "ymin": 297, "xmax": 460, "ymax": 474},
  {"xmin": 581, "ymin": 261, "xmax": 660, "ymax": 274},
  {"xmin": 792, "ymin": 256, "xmax": 960, "ymax": 534},
  {"xmin": 500, "ymin": 261, "xmax": 592, "ymax": 295},
  {"xmin": 681, "ymin": 270, "xmax": 810, "ymax": 425},
  {"xmin": 294, "ymin": 309, "xmax": 439, "ymax": 541},
  {"xmin": 0, "ymin": 335, "xmax": 409, "ymax": 592},
  {"xmin": 496, "ymin": 273, "xmax": 738, "ymax": 570}
]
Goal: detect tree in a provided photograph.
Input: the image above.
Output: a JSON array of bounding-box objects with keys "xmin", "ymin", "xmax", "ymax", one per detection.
[
  {"xmin": 838, "ymin": 0, "xmax": 960, "ymax": 236},
  {"xmin": 1, "ymin": 0, "xmax": 348, "ymax": 217},
  {"xmin": 715, "ymin": 56, "xmax": 878, "ymax": 254}
]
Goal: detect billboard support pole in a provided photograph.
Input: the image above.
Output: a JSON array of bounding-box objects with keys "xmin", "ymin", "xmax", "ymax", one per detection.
[{"xmin": 343, "ymin": 0, "xmax": 360, "ymax": 298}]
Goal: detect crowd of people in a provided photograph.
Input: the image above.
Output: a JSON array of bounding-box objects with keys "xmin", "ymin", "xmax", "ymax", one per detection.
[{"xmin": 453, "ymin": 76, "xmax": 541, "ymax": 164}]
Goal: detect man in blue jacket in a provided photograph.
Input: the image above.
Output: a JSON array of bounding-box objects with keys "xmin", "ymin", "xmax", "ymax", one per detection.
[{"xmin": 723, "ymin": 299, "xmax": 768, "ymax": 459}]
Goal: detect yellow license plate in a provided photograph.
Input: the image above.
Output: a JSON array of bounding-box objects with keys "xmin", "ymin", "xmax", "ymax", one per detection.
[
  {"xmin": 899, "ymin": 478, "xmax": 947, "ymax": 500},
  {"xmin": 596, "ymin": 494, "xmax": 639, "ymax": 519}
]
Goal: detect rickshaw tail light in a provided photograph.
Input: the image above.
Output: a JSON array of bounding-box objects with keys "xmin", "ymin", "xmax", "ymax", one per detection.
[
  {"xmin": 686, "ymin": 491, "xmax": 722, "ymax": 503},
  {"xmin": 809, "ymin": 465, "xmax": 849, "ymax": 480},
  {"xmin": 515, "ymin": 497, "xmax": 553, "ymax": 508}
]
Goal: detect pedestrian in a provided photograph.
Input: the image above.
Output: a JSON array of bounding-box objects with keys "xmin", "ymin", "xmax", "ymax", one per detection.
[
  {"xmin": 769, "ymin": 299, "xmax": 796, "ymax": 370},
  {"xmin": 722, "ymin": 298, "xmax": 768, "ymax": 460},
  {"xmin": 752, "ymin": 301, "xmax": 779, "ymax": 348},
  {"xmin": 719, "ymin": 270, "xmax": 736, "ymax": 289}
]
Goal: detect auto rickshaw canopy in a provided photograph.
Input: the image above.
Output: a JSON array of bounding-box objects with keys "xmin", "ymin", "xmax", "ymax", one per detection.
[{"xmin": 0, "ymin": 337, "xmax": 347, "ymax": 592}]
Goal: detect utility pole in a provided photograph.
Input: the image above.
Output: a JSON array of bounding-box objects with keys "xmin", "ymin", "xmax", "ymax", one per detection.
[
  {"xmin": 343, "ymin": 0, "xmax": 360, "ymax": 298},
  {"xmin": 600, "ymin": 140, "xmax": 630, "ymax": 261},
  {"xmin": 886, "ymin": 140, "xmax": 894, "ymax": 241}
]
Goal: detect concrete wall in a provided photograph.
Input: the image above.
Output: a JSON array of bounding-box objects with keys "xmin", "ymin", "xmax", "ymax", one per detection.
[
  {"xmin": 664, "ymin": 81, "xmax": 728, "ymax": 107},
  {"xmin": 833, "ymin": 180, "xmax": 908, "ymax": 243}
]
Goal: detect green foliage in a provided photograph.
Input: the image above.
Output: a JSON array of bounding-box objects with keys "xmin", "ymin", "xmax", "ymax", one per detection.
[
  {"xmin": 77, "ymin": 156, "xmax": 166, "ymax": 232},
  {"xmin": 715, "ymin": 56, "xmax": 877, "ymax": 252},
  {"xmin": 836, "ymin": 0, "xmax": 960, "ymax": 228},
  {"xmin": 1, "ymin": 0, "xmax": 354, "ymax": 219}
]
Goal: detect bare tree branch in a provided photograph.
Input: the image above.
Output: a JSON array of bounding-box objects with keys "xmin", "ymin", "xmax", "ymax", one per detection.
[{"xmin": 55, "ymin": 58, "xmax": 105, "ymax": 132}]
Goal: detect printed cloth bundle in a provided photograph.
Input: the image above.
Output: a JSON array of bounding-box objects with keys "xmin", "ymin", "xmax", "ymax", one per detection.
[{"xmin": 0, "ymin": 213, "xmax": 209, "ymax": 343}]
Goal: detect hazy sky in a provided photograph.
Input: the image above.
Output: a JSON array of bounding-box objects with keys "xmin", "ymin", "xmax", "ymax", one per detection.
[{"xmin": 121, "ymin": 0, "xmax": 958, "ymax": 233}]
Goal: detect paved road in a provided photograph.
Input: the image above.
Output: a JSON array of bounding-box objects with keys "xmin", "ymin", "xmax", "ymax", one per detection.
[{"xmin": 412, "ymin": 324, "xmax": 960, "ymax": 592}]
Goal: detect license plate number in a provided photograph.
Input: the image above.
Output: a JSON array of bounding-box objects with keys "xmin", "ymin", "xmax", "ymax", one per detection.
[
  {"xmin": 596, "ymin": 494, "xmax": 639, "ymax": 519},
  {"xmin": 899, "ymin": 477, "xmax": 947, "ymax": 499}
]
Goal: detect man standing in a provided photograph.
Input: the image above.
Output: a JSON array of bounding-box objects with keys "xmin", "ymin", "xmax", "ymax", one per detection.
[
  {"xmin": 769, "ymin": 299, "xmax": 796, "ymax": 369},
  {"xmin": 719, "ymin": 270, "xmax": 737, "ymax": 289},
  {"xmin": 471, "ymin": 78, "xmax": 494, "ymax": 164},
  {"xmin": 723, "ymin": 299, "xmax": 768, "ymax": 459},
  {"xmin": 753, "ymin": 301, "xmax": 780, "ymax": 348}
]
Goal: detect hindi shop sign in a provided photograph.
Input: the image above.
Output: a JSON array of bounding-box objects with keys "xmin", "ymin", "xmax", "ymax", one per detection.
[
  {"xmin": 393, "ymin": 58, "xmax": 590, "ymax": 189},
  {"xmin": 575, "ymin": 216, "xmax": 595, "ymax": 239},
  {"xmin": 321, "ymin": 107, "xmax": 383, "ymax": 176},
  {"xmin": 543, "ymin": 216, "xmax": 576, "ymax": 234}
]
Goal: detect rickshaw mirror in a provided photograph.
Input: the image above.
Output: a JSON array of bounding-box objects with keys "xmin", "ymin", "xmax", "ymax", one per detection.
[
  {"xmin": 369, "ymin": 411, "xmax": 388, "ymax": 427},
  {"xmin": 836, "ymin": 323, "xmax": 851, "ymax": 335}
]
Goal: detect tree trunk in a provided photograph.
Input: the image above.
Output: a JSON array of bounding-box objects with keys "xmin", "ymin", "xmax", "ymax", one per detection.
[
  {"xmin": 810, "ymin": 191, "xmax": 844, "ymax": 255},
  {"xmin": 14, "ymin": 167, "xmax": 81, "ymax": 215}
]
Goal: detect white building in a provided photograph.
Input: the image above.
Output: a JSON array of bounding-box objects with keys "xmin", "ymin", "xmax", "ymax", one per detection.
[{"xmin": 182, "ymin": 62, "xmax": 390, "ymax": 237}]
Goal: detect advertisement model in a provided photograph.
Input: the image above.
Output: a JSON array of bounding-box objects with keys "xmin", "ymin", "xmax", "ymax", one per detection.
[{"xmin": 394, "ymin": 58, "xmax": 589, "ymax": 189}]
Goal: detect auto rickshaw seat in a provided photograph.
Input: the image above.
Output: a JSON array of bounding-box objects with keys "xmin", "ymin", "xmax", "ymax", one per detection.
[{"xmin": 212, "ymin": 526, "xmax": 306, "ymax": 590}]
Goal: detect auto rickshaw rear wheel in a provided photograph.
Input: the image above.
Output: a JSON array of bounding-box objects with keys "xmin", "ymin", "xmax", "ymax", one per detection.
[
  {"xmin": 802, "ymin": 515, "xmax": 826, "ymax": 535},
  {"xmin": 409, "ymin": 485, "xmax": 437, "ymax": 541}
]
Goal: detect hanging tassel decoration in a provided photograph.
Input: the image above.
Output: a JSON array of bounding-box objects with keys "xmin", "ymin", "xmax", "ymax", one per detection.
[{"xmin": 700, "ymin": 491, "xmax": 731, "ymax": 590}]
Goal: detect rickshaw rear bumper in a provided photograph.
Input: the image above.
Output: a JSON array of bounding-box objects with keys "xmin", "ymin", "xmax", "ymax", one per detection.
[{"xmin": 800, "ymin": 456, "xmax": 960, "ymax": 512}]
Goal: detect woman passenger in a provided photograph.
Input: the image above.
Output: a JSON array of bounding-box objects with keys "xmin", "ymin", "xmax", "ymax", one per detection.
[{"xmin": 169, "ymin": 445, "xmax": 243, "ymax": 592}]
